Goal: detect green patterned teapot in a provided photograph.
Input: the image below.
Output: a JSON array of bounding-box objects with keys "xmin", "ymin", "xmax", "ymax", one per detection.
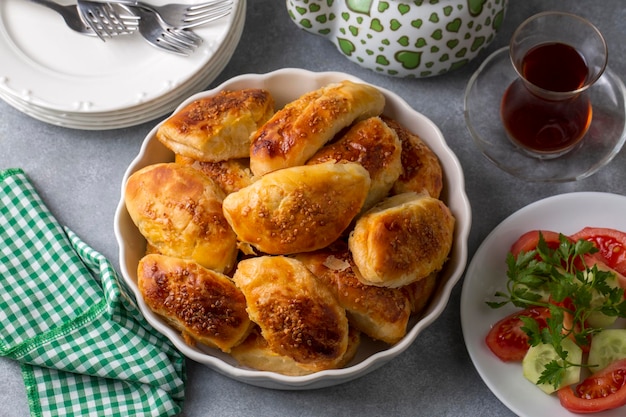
[{"xmin": 287, "ymin": 0, "xmax": 507, "ymax": 78}]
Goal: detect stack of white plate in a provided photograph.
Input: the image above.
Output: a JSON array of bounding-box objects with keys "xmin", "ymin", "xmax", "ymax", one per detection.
[{"xmin": 0, "ymin": 0, "xmax": 245, "ymax": 130}]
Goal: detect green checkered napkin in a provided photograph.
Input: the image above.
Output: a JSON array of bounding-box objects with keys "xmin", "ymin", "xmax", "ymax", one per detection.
[{"xmin": 0, "ymin": 168, "xmax": 186, "ymax": 417}]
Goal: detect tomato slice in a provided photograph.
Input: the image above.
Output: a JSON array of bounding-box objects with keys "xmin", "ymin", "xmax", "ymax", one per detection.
[
  {"xmin": 570, "ymin": 227, "xmax": 626, "ymax": 275},
  {"xmin": 510, "ymin": 230, "xmax": 565, "ymax": 257},
  {"xmin": 558, "ymin": 358, "xmax": 626, "ymax": 413},
  {"xmin": 485, "ymin": 307, "xmax": 550, "ymax": 362}
]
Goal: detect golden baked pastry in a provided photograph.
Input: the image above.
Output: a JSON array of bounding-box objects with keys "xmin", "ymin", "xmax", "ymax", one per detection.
[
  {"xmin": 232, "ymin": 256, "xmax": 349, "ymax": 372},
  {"xmin": 156, "ymin": 89, "xmax": 275, "ymax": 162},
  {"xmin": 125, "ymin": 162, "xmax": 238, "ymax": 274},
  {"xmin": 348, "ymin": 192, "xmax": 455, "ymax": 288},
  {"xmin": 249, "ymin": 80, "xmax": 385, "ymax": 176},
  {"xmin": 230, "ymin": 325, "xmax": 360, "ymax": 376},
  {"xmin": 175, "ymin": 154, "xmax": 255, "ymax": 195},
  {"xmin": 222, "ymin": 162, "xmax": 371, "ymax": 255},
  {"xmin": 307, "ymin": 116, "xmax": 402, "ymax": 213},
  {"xmin": 145, "ymin": 242, "xmax": 159, "ymax": 255},
  {"xmin": 401, "ymin": 271, "xmax": 438, "ymax": 315},
  {"xmin": 137, "ymin": 254, "xmax": 253, "ymax": 352},
  {"xmin": 382, "ymin": 116, "xmax": 443, "ymax": 199},
  {"xmin": 296, "ymin": 241, "xmax": 411, "ymax": 344}
]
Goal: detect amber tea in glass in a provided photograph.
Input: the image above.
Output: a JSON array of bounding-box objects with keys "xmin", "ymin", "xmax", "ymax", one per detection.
[{"xmin": 500, "ymin": 12, "xmax": 607, "ymax": 158}]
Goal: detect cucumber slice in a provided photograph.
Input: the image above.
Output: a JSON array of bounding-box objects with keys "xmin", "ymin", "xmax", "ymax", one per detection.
[
  {"xmin": 588, "ymin": 329, "xmax": 626, "ymax": 373},
  {"xmin": 585, "ymin": 264, "xmax": 620, "ymax": 328},
  {"xmin": 522, "ymin": 338, "xmax": 582, "ymax": 394},
  {"xmin": 512, "ymin": 282, "xmax": 551, "ymax": 304},
  {"xmin": 586, "ymin": 311, "xmax": 618, "ymax": 329}
]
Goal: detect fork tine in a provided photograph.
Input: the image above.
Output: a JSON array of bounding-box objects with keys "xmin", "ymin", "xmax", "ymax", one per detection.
[
  {"xmin": 103, "ymin": 4, "xmax": 139, "ymax": 32},
  {"xmin": 179, "ymin": 6, "xmax": 232, "ymax": 28},
  {"xmin": 131, "ymin": 5, "xmax": 202, "ymax": 55},
  {"xmin": 183, "ymin": 4, "xmax": 232, "ymax": 19},
  {"xmin": 155, "ymin": 38, "xmax": 193, "ymax": 55},
  {"xmin": 82, "ymin": 7, "xmax": 111, "ymax": 41},
  {"xmin": 159, "ymin": 34, "xmax": 197, "ymax": 54},
  {"xmin": 184, "ymin": 8, "xmax": 231, "ymax": 21},
  {"xmin": 168, "ymin": 27, "xmax": 203, "ymax": 45},
  {"xmin": 164, "ymin": 29, "xmax": 202, "ymax": 47},
  {"xmin": 186, "ymin": 0, "xmax": 233, "ymax": 14},
  {"xmin": 78, "ymin": 1, "xmax": 139, "ymax": 40},
  {"xmin": 187, "ymin": 0, "xmax": 233, "ymax": 12},
  {"xmin": 106, "ymin": 7, "xmax": 139, "ymax": 30},
  {"xmin": 181, "ymin": 12, "xmax": 230, "ymax": 28}
]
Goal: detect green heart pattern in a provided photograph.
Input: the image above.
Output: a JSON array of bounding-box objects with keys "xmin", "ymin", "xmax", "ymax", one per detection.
[{"xmin": 286, "ymin": 0, "xmax": 507, "ymax": 78}]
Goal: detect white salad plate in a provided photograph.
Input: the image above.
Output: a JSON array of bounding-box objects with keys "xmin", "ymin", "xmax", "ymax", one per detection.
[
  {"xmin": 461, "ymin": 192, "xmax": 626, "ymax": 417},
  {"xmin": 0, "ymin": 0, "xmax": 245, "ymax": 129},
  {"xmin": 114, "ymin": 68, "xmax": 472, "ymax": 390}
]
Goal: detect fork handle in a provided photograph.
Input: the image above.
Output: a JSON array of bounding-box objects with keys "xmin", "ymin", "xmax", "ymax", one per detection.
[
  {"xmin": 27, "ymin": 0, "xmax": 66, "ymax": 13},
  {"xmin": 88, "ymin": 0, "xmax": 142, "ymax": 6}
]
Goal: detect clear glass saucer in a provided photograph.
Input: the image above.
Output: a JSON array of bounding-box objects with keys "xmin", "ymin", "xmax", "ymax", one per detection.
[{"xmin": 464, "ymin": 47, "xmax": 626, "ymax": 182}]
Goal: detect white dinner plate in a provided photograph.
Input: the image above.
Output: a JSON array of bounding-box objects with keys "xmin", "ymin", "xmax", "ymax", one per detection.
[
  {"xmin": 0, "ymin": 0, "xmax": 242, "ymax": 127},
  {"xmin": 461, "ymin": 192, "xmax": 626, "ymax": 417}
]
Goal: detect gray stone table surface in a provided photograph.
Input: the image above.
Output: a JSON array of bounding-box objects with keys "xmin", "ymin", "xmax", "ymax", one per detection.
[{"xmin": 2, "ymin": 1, "xmax": 626, "ymax": 416}]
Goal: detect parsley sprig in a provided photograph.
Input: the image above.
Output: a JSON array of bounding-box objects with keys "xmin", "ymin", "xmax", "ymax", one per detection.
[{"xmin": 487, "ymin": 232, "xmax": 626, "ymax": 389}]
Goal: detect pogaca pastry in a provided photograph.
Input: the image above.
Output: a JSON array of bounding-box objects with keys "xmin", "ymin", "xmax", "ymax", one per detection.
[
  {"xmin": 125, "ymin": 162, "xmax": 238, "ymax": 274},
  {"xmin": 348, "ymin": 192, "xmax": 455, "ymax": 288},
  {"xmin": 222, "ymin": 162, "xmax": 371, "ymax": 254},
  {"xmin": 307, "ymin": 116, "xmax": 402, "ymax": 213},
  {"xmin": 383, "ymin": 116, "xmax": 443, "ymax": 199},
  {"xmin": 156, "ymin": 88, "xmax": 275, "ymax": 162},
  {"xmin": 232, "ymin": 256, "xmax": 350, "ymax": 372},
  {"xmin": 230, "ymin": 325, "xmax": 361, "ymax": 376},
  {"xmin": 295, "ymin": 241, "xmax": 413, "ymax": 344},
  {"xmin": 249, "ymin": 80, "xmax": 385, "ymax": 176},
  {"xmin": 175, "ymin": 154, "xmax": 254, "ymax": 195},
  {"xmin": 137, "ymin": 254, "xmax": 253, "ymax": 352}
]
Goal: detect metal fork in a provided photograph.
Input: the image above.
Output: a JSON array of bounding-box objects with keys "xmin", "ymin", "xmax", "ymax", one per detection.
[
  {"xmin": 100, "ymin": 0, "xmax": 233, "ymax": 29},
  {"xmin": 76, "ymin": 0, "xmax": 139, "ymax": 41},
  {"xmin": 133, "ymin": 7, "xmax": 203, "ymax": 55},
  {"xmin": 28, "ymin": 0, "xmax": 94, "ymax": 35},
  {"xmin": 28, "ymin": 0, "xmax": 137, "ymax": 38}
]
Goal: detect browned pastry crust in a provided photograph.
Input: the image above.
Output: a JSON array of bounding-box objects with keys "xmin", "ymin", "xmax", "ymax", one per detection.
[
  {"xmin": 249, "ymin": 80, "xmax": 385, "ymax": 176},
  {"xmin": 348, "ymin": 192, "xmax": 455, "ymax": 288},
  {"xmin": 307, "ymin": 116, "xmax": 402, "ymax": 213},
  {"xmin": 125, "ymin": 162, "xmax": 238, "ymax": 274},
  {"xmin": 296, "ymin": 241, "xmax": 411, "ymax": 344},
  {"xmin": 232, "ymin": 256, "xmax": 349, "ymax": 371},
  {"xmin": 145, "ymin": 242, "xmax": 159, "ymax": 255},
  {"xmin": 156, "ymin": 89, "xmax": 275, "ymax": 162},
  {"xmin": 401, "ymin": 271, "xmax": 438, "ymax": 315},
  {"xmin": 137, "ymin": 254, "xmax": 253, "ymax": 352},
  {"xmin": 382, "ymin": 116, "xmax": 443, "ymax": 199},
  {"xmin": 175, "ymin": 154, "xmax": 255, "ymax": 195},
  {"xmin": 230, "ymin": 325, "xmax": 361, "ymax": 375},
  {"xmin": 222, "ymin": 162, "xmax": 371, "ymax": 255}
]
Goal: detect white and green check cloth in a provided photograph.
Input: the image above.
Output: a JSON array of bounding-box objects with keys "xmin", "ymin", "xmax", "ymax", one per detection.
[{"xmin": 0, "ymin": 168, "xmax": 186, "ymax": 417}]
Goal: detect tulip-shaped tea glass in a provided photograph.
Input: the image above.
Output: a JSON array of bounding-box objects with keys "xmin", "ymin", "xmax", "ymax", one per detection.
[{"xmin": 500, "ymin": 12, "xmax": 608, "ymax": 159}]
